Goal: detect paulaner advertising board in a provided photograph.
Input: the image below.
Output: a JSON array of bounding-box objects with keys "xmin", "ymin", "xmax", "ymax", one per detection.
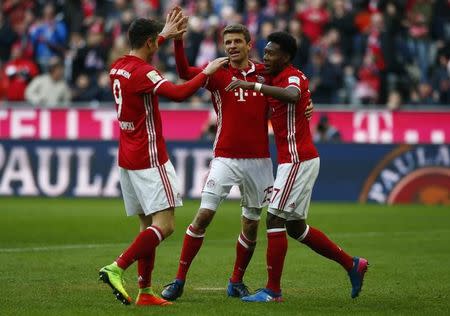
[{"xmin": 0, "ymin": 141, "xmax": 448, "ymax": 205}]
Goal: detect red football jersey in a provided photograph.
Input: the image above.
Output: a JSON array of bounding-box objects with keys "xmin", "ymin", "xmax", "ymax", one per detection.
[
  {"xmin": 110, "ymin": 55, "xmax": 169, "ymax": 170},
  {"xmin": 269, "ymin": 65, "xmax": 319, "ymax": 164},
  {"xmin": 207, "ymin": 61, "xmax": 270, "ymax": 158}
]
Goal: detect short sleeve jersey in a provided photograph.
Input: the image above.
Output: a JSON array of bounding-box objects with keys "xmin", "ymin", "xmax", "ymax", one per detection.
[
  {"xmin": 110, "ymin": 55, "xmax": 169, "ymax": 170},
  {"xmin": 268, "ymin": 65, "xmax": 319, "ymax": 164},
  {"xmin": 205, "ymin": 61, "xmax": 270, "ymax": 158}
]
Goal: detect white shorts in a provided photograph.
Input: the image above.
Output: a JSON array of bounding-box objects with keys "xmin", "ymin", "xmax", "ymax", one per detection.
[
  {"xmin": 268, "ymin": 158, "xmax": 320, "ymax": 221},
  {"xmin": 201, "ymin": 157, "xmax": 274, "ymax": 210},
  {"xmin": 119, "ymin": 160, "xmax": 183, "ymax": 216}
]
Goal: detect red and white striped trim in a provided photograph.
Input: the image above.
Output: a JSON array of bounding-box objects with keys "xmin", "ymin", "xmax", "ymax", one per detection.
[
  {"xmin": 212, "ymin": 90, "xmax": 223, "ymax": 156},
  {"xmin": 153, "ymin": 78, "xmax": 168, "ymax": 94},
  {"xmin": 267, "ymin": 228, "xmax": 286, "ymax": 233},
  {"xmin": 278, "ymin": 163, "xmax": 300, "ymax": 210},
  {"xmin": 237, "ymin": 232, "xmax": 255, "ymax": 249},
  {"xmin": 158, "ymin": 165, "xmax": 175, "ymax": 208},
  {"xmin": 143, "ymin": 94, "xmax": 159, "ymax": 167},
  {"xmin": 297, "ymin": 225, "xmax": 310, "ymax": 241},
  {"xmin": 287, "ymin": 103, "xmax": 299, "ymax": 163},
  {"xmin": 186, "ymin": 225, "xmax": 205, "ymax": 238},
  {"xmin": 148, "ymin": 225, "xmax": 163, "ymax": 241}
]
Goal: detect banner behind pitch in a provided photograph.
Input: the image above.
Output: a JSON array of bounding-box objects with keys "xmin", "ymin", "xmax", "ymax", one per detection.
[{"xmin": 0, "ymin": 141, "xmax": 448, "ymax": 204}]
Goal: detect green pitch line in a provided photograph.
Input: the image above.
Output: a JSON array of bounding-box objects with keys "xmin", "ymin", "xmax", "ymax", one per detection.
[{"xmin": 0, "ymin": 198, "xmax": 449, "ymax": 315}]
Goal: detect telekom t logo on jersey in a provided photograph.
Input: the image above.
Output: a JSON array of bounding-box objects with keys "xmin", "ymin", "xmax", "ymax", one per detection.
[
  {"xmin": 233, "ymin": 88, "xmax": 264, "ymax": 102},
  {"xmin": 353, "ymin": 111, "xmax": 393, "ymax": 143}
]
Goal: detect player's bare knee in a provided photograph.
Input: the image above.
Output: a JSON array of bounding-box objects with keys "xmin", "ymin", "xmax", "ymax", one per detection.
[
  {"xmin": 266, "ymin": 213, "xmax": 286, "ymax": 229},
  {"xmin": 242, "ymin": 215, "xmax": 259, "ymax": 241},
  {"xmin": 286, "ymin": 220, "xmax": 307, "ymax": 240},
  {"xmin": 192, "ymin": 209, "xmax": 215, "ymax": 234}
]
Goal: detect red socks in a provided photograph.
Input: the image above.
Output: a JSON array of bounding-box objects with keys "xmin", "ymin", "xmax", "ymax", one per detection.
[
  {"xmin": 116, "ymin": 226, "xmax": 163, "ymax": 270},
  {"xmin": 300, "ymin": 226, "xmax": 353, "ymax": 271},
  {"xmin": 137, "ymin": 255, "xmax": 154, "ymax": 289},
  {"xmin": 265, "ymin": 229, "xmax": 288, "ymax": 294},
  {"xmin": 230, "ymin": 232, "xmax": 256, "ymax": 283},
  {"xmin": 175, "ymin": 225, "xmax": 205, "ymax": 281}
]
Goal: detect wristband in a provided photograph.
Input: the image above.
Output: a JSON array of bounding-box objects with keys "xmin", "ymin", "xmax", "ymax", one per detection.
[{"xmin": 254, "ymin": 83, "xmax": 262, "ymax": 92}]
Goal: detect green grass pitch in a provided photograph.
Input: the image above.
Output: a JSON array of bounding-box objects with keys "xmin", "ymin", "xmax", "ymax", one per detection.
[{"xmin": 0, "ymin": 198, "xmax": 449, "ymax": 315}]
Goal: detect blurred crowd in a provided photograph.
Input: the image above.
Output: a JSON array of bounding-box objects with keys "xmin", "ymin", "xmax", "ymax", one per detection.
[{"xmin": 0, "ymin": 0, "xmax": 449, "ymax": 109}]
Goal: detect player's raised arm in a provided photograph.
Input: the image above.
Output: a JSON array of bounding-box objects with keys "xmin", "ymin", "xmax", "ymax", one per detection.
[
  {"xmin": 158, "ymin": 6, "xmax": 186, "ymax": 44},
  {"xmin": 226, "ymin": 79, "xmax": 300, "ymax": 104},
  {"xmin": 172, "ymin": 10, "xmax": 203, "ymax": 80},
  {"xmin": 156, "ymin": 57, "xmax": 228, "ymax": 102}
]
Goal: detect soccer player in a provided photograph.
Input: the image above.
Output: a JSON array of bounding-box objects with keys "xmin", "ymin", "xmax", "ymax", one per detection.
[
  {"xmin": 98, "ymin": 12, "xmax": 228, "ymax": 306},
  {"xmin": 161, "ymin": 16, "xmax": 313, "ymax": 301},
  {"xmin": 225, "ymin": 32, "xmax": 368, "ymax": 302}
]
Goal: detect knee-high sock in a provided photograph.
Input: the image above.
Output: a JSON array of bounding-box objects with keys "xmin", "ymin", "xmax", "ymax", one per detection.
[
  {"xmin": 299, "ymin": 225, "xmax": 353, "ymax": 271},
  {"xmin": 230, "ymin": 232, "xmax": 256, "ymax": 283},
  {"xmin": 265, "ymin": 229, "xmax": 288, "ymax": 294},
  {"xmin": 116, "ymin": 225, "xmax": 163, "ymax": 270},
  {"xmin": 137, "ymin": 255, "xmax": 154, "ymax": 289},
  {"xmin": 175, "ymin": 225, "xmax": 205, "ymax": 281}
]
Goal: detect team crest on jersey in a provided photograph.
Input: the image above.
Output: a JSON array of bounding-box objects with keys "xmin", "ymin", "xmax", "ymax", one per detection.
[
  {"xmin": 257, "ymin": 75, "xmax": 265, "ymax": 83},
  {"xmin": 288, "ymin": 76, "xmax": 300, "ymax": 85},
  {"xmin": 231, "ymin": 76, "xmax": 237, "ymax": 81},
  {"xmin": 146, "ymin": 70, "xmax": 162, "ymax": 83}
]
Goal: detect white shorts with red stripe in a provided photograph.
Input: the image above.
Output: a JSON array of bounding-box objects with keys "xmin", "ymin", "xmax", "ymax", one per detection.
[
  {"xmin": 119, "ymin": 160, "xmax": 183, "ymax": 216},
  {"xmin": 202, "ymin": 157, "xmax": 274, "ymax": 209},
  {"xmin": 268, "ymin": 157, "xmax": 320, "ymax": 220}
]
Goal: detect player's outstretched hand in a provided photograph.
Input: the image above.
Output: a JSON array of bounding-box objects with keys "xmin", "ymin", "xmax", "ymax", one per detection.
[
  {"xmin": 305, "ymin": 98, "xmax": 314, "ymax": 120},
  {"xmin": 159, "ymin": 6, "xmax": 186, "ymax": 40},
  {"xmin": 225, "ymin": 79, "xmax": 254, "ymax": 92},
  {"xmin": 202, "ymin": 57, "xmax": 229, "ymax": 75}
]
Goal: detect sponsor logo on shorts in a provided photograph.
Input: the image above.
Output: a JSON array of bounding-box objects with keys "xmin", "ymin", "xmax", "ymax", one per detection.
[
  {"xmin": 206, "ymin": 179, "xmax": 216, "ymax": 189},
  {"xmin": 288, "ymin": 202, "xmax": 296, "ymax": 209}
]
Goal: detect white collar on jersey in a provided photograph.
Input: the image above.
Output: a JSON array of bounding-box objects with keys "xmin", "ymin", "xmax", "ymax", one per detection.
[{"xmin": 240, "ymin": 61, "xmax": 255, "ymax": 77}]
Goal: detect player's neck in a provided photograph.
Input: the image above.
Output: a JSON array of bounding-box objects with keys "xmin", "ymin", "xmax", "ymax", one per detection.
[
  {"xmin": 129, "ymin": 49, "xmax": 148, "ymax": 63},
  {"xmin": 230, "ymin": 59, "xmax": 249, "ymax": 70}
]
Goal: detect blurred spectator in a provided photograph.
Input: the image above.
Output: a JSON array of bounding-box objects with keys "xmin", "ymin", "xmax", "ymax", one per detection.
[
  {"xmin": 2, "ymin": 0, "xmax": 34, "ymax": 32},
  {"xmin": 386, "ymin": 90, "xmax": 403, "ymax": 111},
  {"xmin": 304, "ymin": 48, "xmax": 342, "ymax": 104},
  {"xmin": 410, "ymin": 82, "xmax": 436, "ymax": 105},
  {"xmin": 243, "ymin": 0, "xmax": 265, "ymax": 38},
  {"xmin": 2, "ymin": 43, "xmax": 39, "ymax": 101},
  {"xmin": 326, "ymin": 0, "xmax": 356, "ymax": 65},
  {"xmin": 405, "ymin": 0, "xmax": 433, "ymax": 83},
  {"xmin": 71, "ymin": 73, "xmax": 98, "ymax": 102},
  {"xmin": 0, "ymin": 12, "xmax": 16, "ymax": 62},
  {"xmin": 25, "ymin": 57, "xmax": 71, "ymax": 107},
  {"xmin": 313, "ymin": 114, "xmax": 341, "ymax": 143},
  {"xmin": 296, "ymin": 0, "xmax": 330, "ymax": 43},
  {"xmin": 95, "ymin": 70, "xmax": 114, "ymax": 102},
  {"xmin": 108, "ymin": 35, "xmax": 128, "ymax": 68},
  {"xmin": 354, "ymin": 53, "xmax": 380, "ymax": 104},
  {"xmin": 431, "ymin": 47, "xmax": 450, "ymax": 105},
  {"xmin": 71, "ymin": 22, "xmax": 107, "ymax": 82},
  {"xmin": 195, "ymin": 25, "xmax": 219, "ymax": 67},
  {"xmin": 0, "ymin": 1, "xmax": 448, "ymax": 107},
  {"xmin": 289, "ymin": 19, "xmax": 311, "ymax": 70},
  {"xmin": 255, "ymin": 20, "xmax": 274, "ymax": 60},
  {"xmin": 29, "ymin": 3, "xmax": 68, "ymax": 71}
]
